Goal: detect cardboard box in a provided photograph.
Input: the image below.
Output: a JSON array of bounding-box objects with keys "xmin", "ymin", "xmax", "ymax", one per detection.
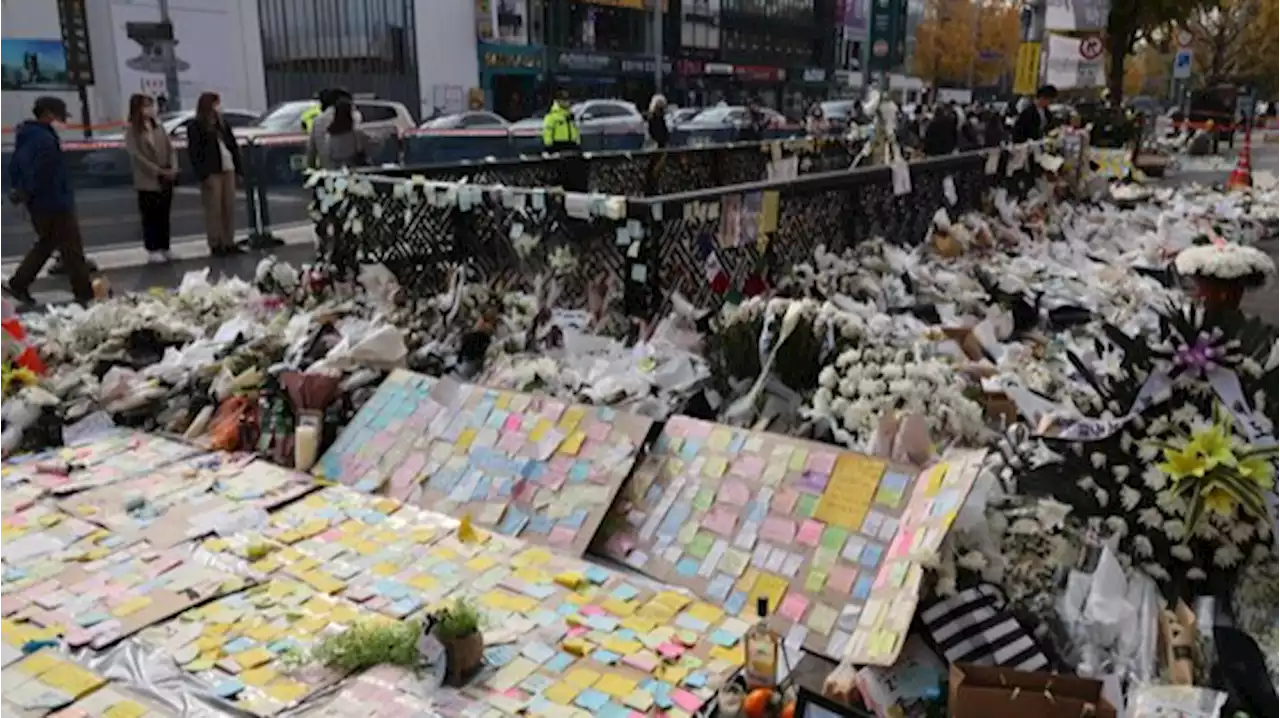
[{"xmin": 947, "ymin": 664, "xmax": 1117, "ymax": 718}]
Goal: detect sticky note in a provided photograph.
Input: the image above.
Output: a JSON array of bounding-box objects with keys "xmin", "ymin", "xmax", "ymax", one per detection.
[
  {"xmin": 595, "ymin": 673, "xmax": 638, "ymax": 699},
  {"xmin": 778, "ymin": 592, "xmax": 809, "ymax": 622},
  {"xmin": 795, "ymin": 519, "xmax": 824, "ymax": 546},
  {"xmin": 565, "ymin": 668, "xmax": 601, "ymax": 690},
  {"xmin": 545, "ymin": 682, "xmax": 579, "ymax": 705},
  {"xmin": 263, "ymin": 678, "xmax": 309, "ymax": 704},
  {"xmin": 575, "ymin": 688, "xmax": 609, "ymax": 712}
]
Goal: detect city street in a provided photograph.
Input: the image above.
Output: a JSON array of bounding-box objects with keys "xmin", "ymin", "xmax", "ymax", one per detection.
[{"xmin": 0, "ymin": 185, "xmax": 310, "ymax": 258}]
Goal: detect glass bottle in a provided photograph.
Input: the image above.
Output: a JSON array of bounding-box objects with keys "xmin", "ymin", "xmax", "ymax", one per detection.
[{"xmin": 744, "ymin": 597, "xmax": 778, "ymax": 690}]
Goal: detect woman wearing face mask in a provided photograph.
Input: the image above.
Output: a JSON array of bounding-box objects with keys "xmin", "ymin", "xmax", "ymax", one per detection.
[
  {"xmin": 186, "ymin": 91, "xmax": 244, "ymax": 255},
  {"xmin": 124, "ymin": 93, "xmax": 177, "ymax": 263}
]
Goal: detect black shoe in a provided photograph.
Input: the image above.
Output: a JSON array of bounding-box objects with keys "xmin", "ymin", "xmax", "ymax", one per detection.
[
  {"xmin": 210, "ymin": 246, "xmax": 226, "ymax": 257},
  {"xmin": 222, "ymin": 244, "xmax": 246, "ymax": 255},
  {"xmin": 2, "ymin": 280, "xmax": 38, "ymax": 308},
  {"xmin": 48, "ymin": 257, "xmax": 98, "ymax": 274}
]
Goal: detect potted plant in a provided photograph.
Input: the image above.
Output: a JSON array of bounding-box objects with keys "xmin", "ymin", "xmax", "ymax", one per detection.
[
  {"xmin": 1174, "ymin": 239, "xmax": 1275, "ymax": 311},
  {"xmin": 432, "ymin": 597, "xmax": 484, "ymax": 686}
]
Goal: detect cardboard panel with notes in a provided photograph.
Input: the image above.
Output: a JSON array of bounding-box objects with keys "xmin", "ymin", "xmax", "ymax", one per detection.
[{"xmin": 598, "ymin": 415, "xmax": 923, "ymax": 661}]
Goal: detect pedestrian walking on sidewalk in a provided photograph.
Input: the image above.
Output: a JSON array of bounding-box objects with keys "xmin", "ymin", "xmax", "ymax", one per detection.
[
  {"xmin": 314, "ymin": 99, "xmax": 371, "ymax": 170},
  {"xmin": 3, "ymin": 97, "xmax": 95, "ymax": 308},
  {"xmin": 124, "ymin": 93, "xmax": 177, "ymax": 263},
  {"xmin": 187, "ymin": 91, "xmax": 244, "ymax": 256}
]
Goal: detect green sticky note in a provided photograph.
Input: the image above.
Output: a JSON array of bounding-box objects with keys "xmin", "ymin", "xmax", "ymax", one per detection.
[
  {"xmin": 804, "ymin": 568, "xmax": 828, "ymax": 593},
  {"xmin": 685, "ymin": 531, "xmax": 715, "ymax": 559},
  {"xmin": 795, "ymin": 493, "xmax": 819, "ymax": 518},
  {"xmin": 820, "ymin": 526, "xmax": 848, "ymax": 552},
  {"xmin": 874, "ymin": 487, "xmax": 904, "ymax": 509},
  {"xmin": 692, "ymin": 488, "xmax": 715, "ymax": 512}
]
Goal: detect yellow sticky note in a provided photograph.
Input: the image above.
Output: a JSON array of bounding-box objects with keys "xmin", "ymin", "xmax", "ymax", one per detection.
[
  {"xmin": 246, "ymin": 623, "xmax": 282, "ymax": 642},
  {"xmin": 18, "ymin": 652, "xmax": 62, "ymax": 676},
  {"xmin": 658, "ymin": 663, "xmax": 689, "ymax": 684},
  {"xmin": 505, "ymin": 595, "xmax": 538, "ymax": 613},
  {"xmin": 788, "ymin": 448, "xmax": 809, "ymax": 472},
  {"xmin": 528, "ymin": 418, "xmax": 553, "ymax": 443},
  {"xmin": 405, "ymin": 574, "xmax": 439, "ymax": 592},
  {"xmin": 455, "ymin": 427, "xmax": 477, "ymax": 453},
  {"xmin": 653, "ymin": 592, "xmax": 691, "ymax": 612},
  {"xmin": 708, "ymin": 428, "xmax": 733, "ymax": 451},
  {"xmin": 813, "ymin": 454, "xmax": 884, "ymax": 530},
  {"xmin": 233, "ymin": 647, "xmax": 274, "ymax": 671},
  {"xmin": 329, "ymin": 603, "xmax": 359, "ymax": 624},
  {"xmin": 619, "ymin": 616, "xmax": 657, "ymax": 634},
  {"xmin": 241, "ymin": 666, "xmax": 278, "ymax": 687},
  {"xmin": 554, "ymin": 572, "xmax": 584, "ymax": 589},
  {"xmin": 38, "ymin": 512, "xmax": 64, "ymax": 527},
  {"xmin": 749, "ymin": 573, "xmax": 788, "ymax": 613},
  {"xmin": 685, "ymin": 602, "xmax": 724, "ymax": 625},
  {"xmin": 600, "ymin": 598, "xmax": 637, "ymax": 617},
  {"xmin": 602, "ymin": 636, "xmax": 643, "ymax": 656},
  {"xmin": 111, "ymin": 595, "xmax": 153, "ymax": 618},
  {"xmin": 559, "ymin": 406, "xmax": 586, "ymax": 432},
  {"xmin": 369, "ymin": 561, "xmax": 400, "ymax": 577},
  {"xmin": 564, "ymin": 668, "xmax": 601, "ymax": 690},
  {"xmin": 264, "ymin": 678, "xmax": 310, "ymax": 704},
  {"xmin": 300, "ymin": 570, "xmax": 345, "ymax": 595},
  {"xmin": 735, "ymin": 568, "xmax": 760, "ymax": 594},
  {"xmin": 103, "ymin": 700, "xmax": 148, "ymax": 718},
  {"xmin": 514, "ymin": 548, "xmax": 553, "ymax": 566},
  {"xmin": 624, "ymin": 689, "xmax": 655, "ymax": 711},
  {"xmin": 42, "ymin": 665, "xmax": 105, "ymax": 697},
  {"xmin": 595, "ymin": 673, "xmax": 638, "ymax": 699},
  {"xmin": 703, "ymin": 456, "xmax": 728, "ymax": 478},
  {"xmin": 709, "ymin": 645, "xmax": 741, "ymax": 664},
  {"xmin": 561, "ymin": 637, "xmax": 592, "ymax": 656},
  {"xmin": 924, "ymin": 462, "xmax": 948, "ymax": 496},
  {"xmin": 559, "ymin": 431, "xmax": 587, "ymax": 456},
  {"xmin": 544, "ymin": 682, "xmax": 579, "ymax": 705},
  {"xmin": 488, "ymin": 657, "xmax": 539, "ymax": 692},
  {"xmin": 465, "ymin": 555, "xmax": 498, "ymax": 572}
]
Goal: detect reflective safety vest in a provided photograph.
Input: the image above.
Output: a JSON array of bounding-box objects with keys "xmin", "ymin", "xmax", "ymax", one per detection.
[
  {"xmin": 301, "ymin": 105, "xmax": 322, "ymax": 132},
  {"xmin": 542, "ymin": 104, "xmax": 580, "ymax": 147}
]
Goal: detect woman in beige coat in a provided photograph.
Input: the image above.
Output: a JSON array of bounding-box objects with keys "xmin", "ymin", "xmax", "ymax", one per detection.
[{"xmin": 124, "ymin": 93, "xmax": 178, "ymax": 262}]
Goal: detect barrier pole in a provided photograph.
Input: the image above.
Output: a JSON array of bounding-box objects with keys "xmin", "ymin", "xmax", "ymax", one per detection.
[{"xmin": 244, "ymin": 139, "xmax": 283, "ymax": 248}]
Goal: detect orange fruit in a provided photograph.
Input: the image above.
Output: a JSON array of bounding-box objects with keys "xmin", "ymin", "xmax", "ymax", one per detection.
[
  {"xmin": 780, "ymin": 701, "xmax": 796, "ymax": 718},
  {"xmin": 743, "ymin": 688, "xmax": 775, "ymax": 718}
]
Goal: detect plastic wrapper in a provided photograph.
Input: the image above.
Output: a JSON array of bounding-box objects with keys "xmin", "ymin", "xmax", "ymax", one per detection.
[{"xmin": 1128, "ymin": 685, "xmax": 1226, "ymax": 718}]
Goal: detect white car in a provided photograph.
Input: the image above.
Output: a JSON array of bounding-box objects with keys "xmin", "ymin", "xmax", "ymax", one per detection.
[
  {"xmin": 510, "ymin": 99, "xmax": 646, "ymax": 136},
  {"xmin": 420, "ymin": 111, "xmax": 510, "ymax": 130},
  {"xmin": 79, "ymin": 108, "xmax": 261, "ymax": 183},
  {"xmin": 249, "ymin": 98, "xmax": 416, "ymax": 141}
]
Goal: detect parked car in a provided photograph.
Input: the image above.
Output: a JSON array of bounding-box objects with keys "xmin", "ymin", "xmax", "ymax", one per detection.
[
  {"xmin": 92, "ymin": 108, "xmax": 259, "ymax": 142},
  {"xmin": 819, "ymin": 100, "xmax": 858, "ymax": 130},
  {"xmin": 665, "ymin": 107, "xmax": 701, "ymax": 125},
  {"xmin": 676, "ymin": 105, "xmax": 786, "ymax": 143},
  {"xmin": 248, "ymin": 98, "xmax": 416, "ymax": 141},
  {"xmin": 420, "ymin": 111, "xmax": 510, "ymax": 130},
  {"xmin": 510, "ymin": 100, "xmax": 645, "ymax": 134}
]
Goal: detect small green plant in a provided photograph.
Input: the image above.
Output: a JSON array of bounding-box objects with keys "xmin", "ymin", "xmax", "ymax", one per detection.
[
  {"xmin": 311, "ymin": 618, "xmax": 422, "ymax": 673},
  {"xmin": 434, "ymin": 597, "xmax": 483, "ymax": 640}
]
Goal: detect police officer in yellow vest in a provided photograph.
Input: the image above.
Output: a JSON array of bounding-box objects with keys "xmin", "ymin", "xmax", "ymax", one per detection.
[{"xmin": 542, "ymin": 89, "xmax": 586, "ymax": 191}]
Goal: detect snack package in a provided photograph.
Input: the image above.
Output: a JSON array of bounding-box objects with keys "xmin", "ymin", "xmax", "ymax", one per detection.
[{"xmin": 1128, "ymin": 685, "xmax": 1226, "ymax": 718}]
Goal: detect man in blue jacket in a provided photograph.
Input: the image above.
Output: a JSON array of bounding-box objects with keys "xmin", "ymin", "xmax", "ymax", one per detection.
[{"xmin": 4, "ymin": 97, "xmax": 94, "ymax": 307}]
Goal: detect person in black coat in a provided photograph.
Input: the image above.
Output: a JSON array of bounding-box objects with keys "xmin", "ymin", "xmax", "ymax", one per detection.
[
  {"xmin": 1013, "ymin": 84, "xmax": 1058, "ymax": 142},
  {"xmin": 923, "ymin": 103, "xmax": 960, "ymax": 156},
  {"xmin": 186, "ymin": 91, "xmax": 244, "ymax": 255},
  {"xmin": 646, "ymin": 94, "xmax": 670, "ymax": 148}
]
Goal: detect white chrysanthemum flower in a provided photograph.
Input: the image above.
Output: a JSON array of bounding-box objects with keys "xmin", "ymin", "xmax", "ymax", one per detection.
[
  {"xmin": 1121, "ymin": 487, "xmax": 1142, "ymax": 512},
  {"xmin": 1094, "ymin": 488, "xmax": 1109, "ymax": 507},
  {"xmin": 1142, "ymin": 465, "xmax": 1168, "ymax": 491},
  {"xmin": 1170, "ymin": 544, "xmax": 1195, "ymax": 562},
  {"xmin": 1090, "ymin": 452, "xmax": 1106, "ymax": 469},
  {"xmin": 1143, "ymin": 562, "xmax": 1171, "ymax": 581},
  {"xmin": 1230, "ymin": 521, "xmax": 1255, "ymax": 544},
  {"xmin": 1104, "ymin": 516, "xmax": 1129, "ymax": 538},
  {"xmin": 1163, "ymin": 519, "xmax": 1187, "ymax": 542},
  {"xmin": 957, "ymin": 551, "xmax": 989, "ymax": 571},
  {"xmin": 1138, "ymin": 442, "xmax": 1160, "ymax": 462},
  {"xmin": 1214, "ymin": 544, "xmax": 1243, "ymax": 568},
  {"xmin": 818, "ymin": 366, "xmax": 839, "ymax": 389},
  {"xmin": 1132, "ymin": 535, "xmax": 1154, "ymax": 557}
]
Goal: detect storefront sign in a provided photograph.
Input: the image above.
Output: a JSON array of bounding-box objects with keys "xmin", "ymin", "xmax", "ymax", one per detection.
[
  {"xmin": 867, "ymin": 0, "xmax": 905, "ymax": 71},
  {"xmin": 620, "ymin": 58, "xmax": 672, "ymax": 75},
  {"xmin": 800, "ymin": 68, "xmax": 827, "ymax": 83},
  {"xmin": 480, "ymin": 44, "xmax": 545, "ymax": 72},
  {"xmin": 734, "ymin": 65, "xmax": 786, "ymax": 82},
  {"xmin": 576, "ymin": 0, "xmax": 669, "ymax": 9},
  {"xmin": 56, "ymin": 0, "xmax": 94, "ymax": 85},
  {"xmin": 704, "ymin": 62, "xmax": 735, "ymax": 76},
  {"xmin": 555, "ymin": 51, "xmax": 618, "ymax": 72}
]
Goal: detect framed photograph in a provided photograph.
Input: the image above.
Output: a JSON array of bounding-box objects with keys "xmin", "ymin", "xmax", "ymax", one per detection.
[{"xmin": 1, "ymin": 38, "xmax": 75, "ymax": 90}]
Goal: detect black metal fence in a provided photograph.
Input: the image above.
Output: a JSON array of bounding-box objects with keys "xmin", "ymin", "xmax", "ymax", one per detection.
[{"xmin": 313, "ymin": 145, "xmax": 1027, "ymax": 315}]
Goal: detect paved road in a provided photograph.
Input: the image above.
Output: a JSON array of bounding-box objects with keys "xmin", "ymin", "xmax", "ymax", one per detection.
[{"xmin": 0, "ymin": 186, "xmax": 310, "ymax": 258}]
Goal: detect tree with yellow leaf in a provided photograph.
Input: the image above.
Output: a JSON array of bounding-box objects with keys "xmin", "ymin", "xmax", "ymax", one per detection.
[
  {"xmin": 912, "ymin": 0, "xmax": 1021, "ymax": 87},
  {"xmin": 1186, "ymin": 0, "xmax": 1279, "ymax": 92}
]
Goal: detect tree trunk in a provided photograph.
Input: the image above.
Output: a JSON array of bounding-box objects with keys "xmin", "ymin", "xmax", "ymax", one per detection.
[{"xmin": 1107, "ymin": 31, "xmax": 1129, "ymax": 103}]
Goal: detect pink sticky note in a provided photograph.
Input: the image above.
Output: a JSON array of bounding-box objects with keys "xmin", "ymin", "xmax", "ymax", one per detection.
[
  {"xmin": 717, "ymin": 479, "xmax": 751, "ymax": 507},
  {"xmin": 541, "ymin": 400, "xmax": 565, "ymax": 421},
  {"xmin": 731, "ymin": 455, "xmax": 764, "ymax": 479},
  {"xmin": 772, "ymin": 488, "xmax": 798, "ymax": 514},
  {"xmin": 891, "ymin": 530, "xmax": 914, "ymax": 558},
  {"xmin": 586, "ymin": 422, "xmax": 611, "ymax": 441},
  {"xmin": 760, "ymin": 516, "xmax": 796, "ymax": 544},
  {"xmin": 548, "ymin": 526, "xmax": 577, "ymax": 546},
  {"xmin": 548, "ymin": 456, "xmax": 575, "ymax": 475},
  {"xmin": 672, "ymin": 689, "xmax": 704, "ymax": 712},
  {"xmin": 540, "ymin": 473, "xmax": 566, "ymax": 491},
  {"xmin": 503, "ymin": 414, "xmax": 523, "ymax": 432},
  {"xmin": 703, "ymin": 506, "xmax": 738, "ymax": 537},
  {"xmin": 657, "ymin": 642, "xmax": 685, "ymax": 660},
  {"xmin": 680, "ymin": 419, "xmax": 711, "ymax": 439},
  {"xmin": 497, "ymin": 432, "xmax": 525, "ymax": 454},
  {"xmin": 795, "ymin": 519, "xmax": 824, "ymax": 547},
  {"xmin": 827, "ymin": 565, "xmax": 857, "ymax": 596},
  {"xmin": 579, "ymin": 605, "xmax": 606, "ymax": 617},
  {"xmin": 390, "ymin": 453, "xmax": 426, "ymax": 489},
  {"xmin": 318, "ymin": 529, "xmax": 344, "ymax": 542},
  {"xmin": 623, "ymin": 652, "xmax": 658, "ymax": 672},
  {"xmin": 567, "ymin": 626, "xmax": 589, "ymax": 638},
  {"xmin": 777, "ymin": 592, "xmax": 809, "ymax": 622},
  {"xmin": 806, "ymin": 452, "xmax": 838, "ymax": 476}
]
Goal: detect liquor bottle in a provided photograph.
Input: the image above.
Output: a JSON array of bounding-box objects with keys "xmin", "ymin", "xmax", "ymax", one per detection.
[{"xmin": 744, "ymin": 597, "xmax": 778, "ymax": 690}]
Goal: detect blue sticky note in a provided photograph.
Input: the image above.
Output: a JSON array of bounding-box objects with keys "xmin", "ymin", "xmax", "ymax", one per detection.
[
  {"xmin": 213, "ymin": 678, "xmax": 245, "ymax": 697},
  {"xmin": 499, "ymin": 508, "xmax": 529, "ymax": 536},
  {"xmin": 725, "ymin": 591, "xmax": 748, "ymax": 615},
  {"xmin": 745, "ymin": 499, "xmax": 768, "ymax": 524},
  {"xmin": 223, "ymin": 637, "xmax": 255, "ymax": 653},
  {"xmin": 644, "ymin": 483, "xmax": 663, "ymax": 505},
  {"xmin": 521, "ymin": 674, "xmax": 554, "ymax": 695},
  {"xmin": 528, "ymin": 514, "xmax": 554, "ymax": 535},
  {"xmin": 374, "ymin": 579, "xmax": 410, "ymax": 600},
  {"xmin": 555, "ymin": 603, "xmax": 579, "ymax": 617},
  {"xmin": 614, "ymin": 628, "xmax": 637, "ymax": 642},
  {"xmin": 651, "ymin": 681, "xmax": 674, "ymax": 709},
  {"xmin": 585, "ymin": 615, "xmax": 619, "ymax": 632},
  {"xmin": 75, "ymin": 612, "xmax": 110, "ymax": 627},
  {"xmin": 390, "ymin": 597, "xmax": 421, "ymax": 616},
  {"xmin": 610, "ymin": 584, "xmax": 640, "ymax": 602},
  {"xmin": 525, "ymin": 462, "xmax": 545, "ymax": 481},
  {"xmin": 487, "ymin": 409, "xmax": 509, "ymax": 429},
  {"xmin": 545, "ymin": 652, "xmax": 575, "ymax": 673},
  {"xmin": 598, "ymin": 407, "xmax": 617, "ymax": 421},
  {"xmin": 726, "ymin": 433, "xmax": 746, "ymax": 454},
  {"xmin": 522, "ymin": 641, "xmax": 557, "ymax": 664},
  {"xmin": 528, "ymin": 609, "xmax": 559, "ymax": 628},
  {"xmin": 880, "ymin": 471, "xmax": 911, "ymax": 492},
  {"xmin": 683, "ymin": 672, "xmax": 709, "ymax": 688},
  {"xmin": 267, "ymin": 638, "xmax": 300, "ymax": 653},
  {"xmin": 860, "ymin": 543, "xmax": 884, "ymax": 568},
  {"xmin": 575, "ymin": 689, "xmax": 609, "ymax": 712},
  {"xmin": 591, "ymin": 648, "xmax": 621, "ymax": 665},
  {"xmin": 600, "ymin": 701, "xmax": 631, "ymax": 718},
  {"xmin": 471, "ymin": 475, "xmax": 492, "ymax": 501},
  {"xmin": 675, "ymin": 613, "xmax": 709, "ymax": 632},
  {"xmin": 569, "ymin": 462, "xmax": 591, "ymax": 483},
  {"xmin": 561, "ymin": 509, "xmax": 589, "ymax": 530},
  {"xmin": 583, "ymin": 566, "xmax": 610, "ymax": 584},
  {"xmin": 706, "ymin": 574, "xmax": 734, "ymax": 602},
  {"xmin": 853, "ymin": 575, "xmax": 874, "ymax": 601},
  {"xmin": 485, "ymin": 645, "xmax": 517, "ymax": 667},
  {"xmin": 709, "ymin": 629, "xmax": 739, "ymax": 647},
  {"xmin": 679, "ymin": 442, "xmax": 701, "ymax": 462},
  {"xmin": 675, "ymin": 557, "xmax": 699, "ymax": 577}
]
